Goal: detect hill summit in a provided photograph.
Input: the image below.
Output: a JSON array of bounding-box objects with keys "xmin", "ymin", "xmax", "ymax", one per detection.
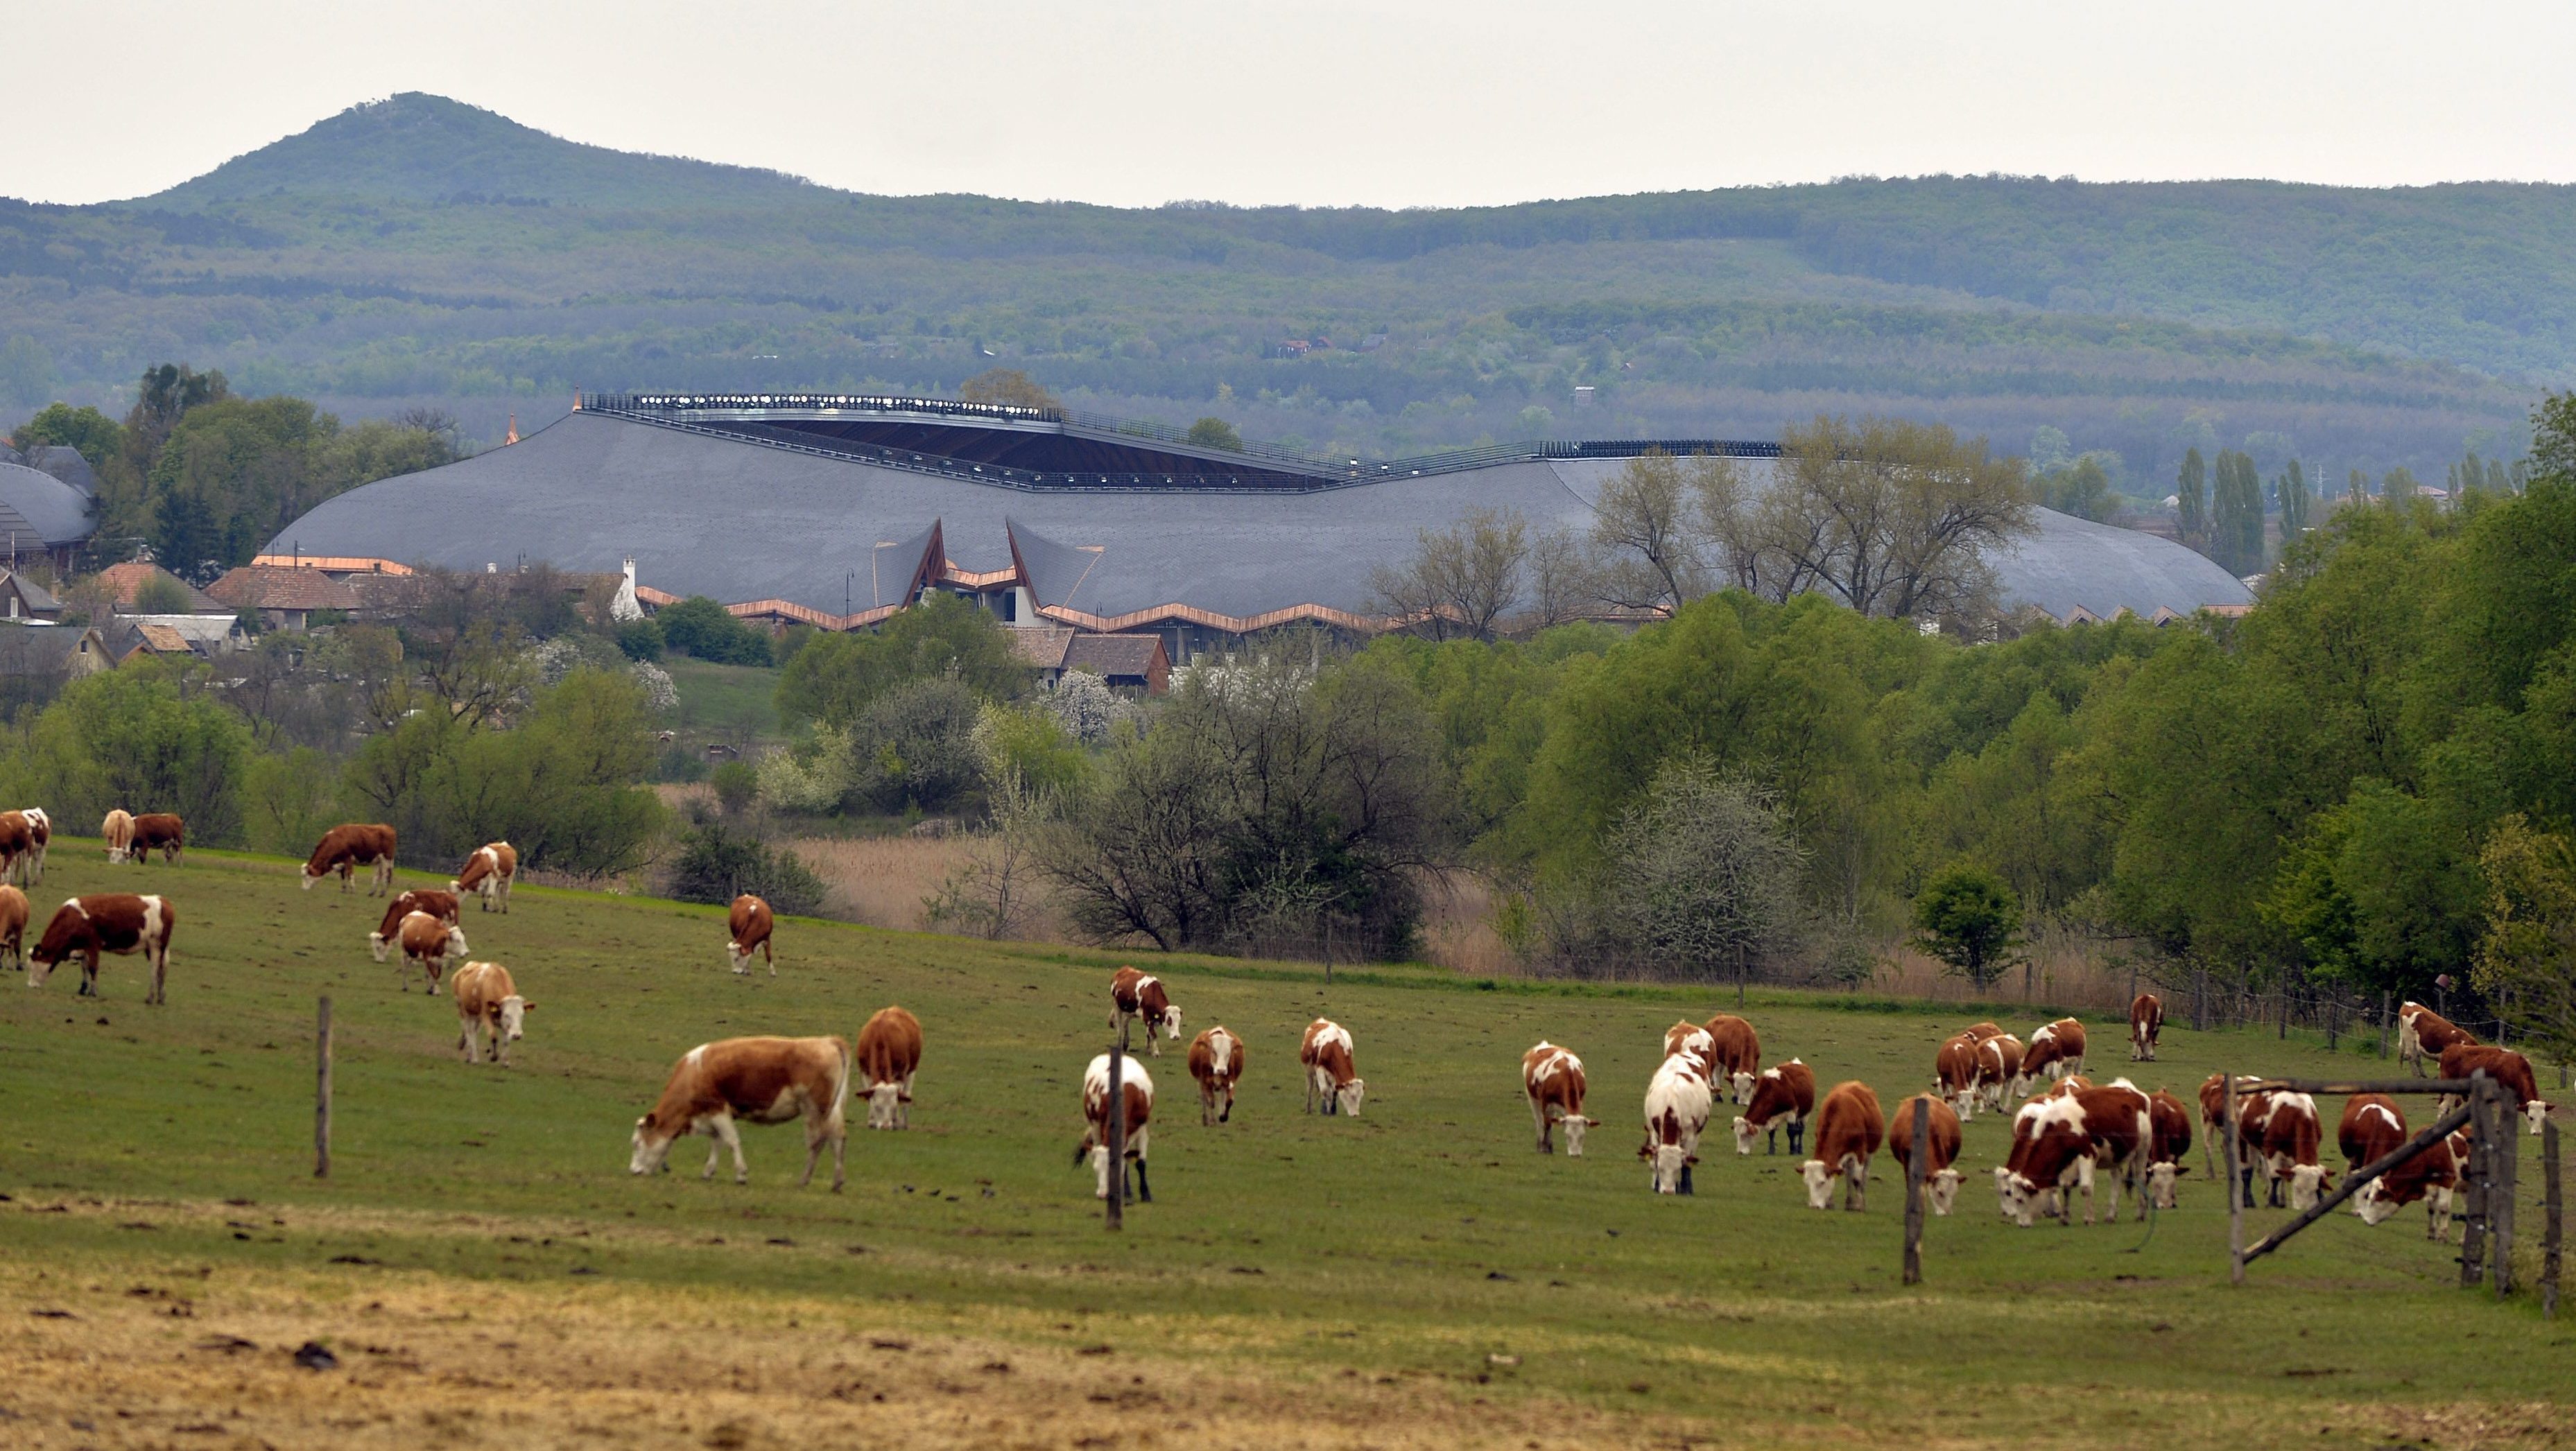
[{"xmin": 140, "ymin": 92, "xmax": 815, "ymax": 210}]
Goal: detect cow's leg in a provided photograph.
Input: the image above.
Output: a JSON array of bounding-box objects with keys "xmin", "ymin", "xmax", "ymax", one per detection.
[
  {"xmin": 763, "ymin": 939, "xmax": 775, "ymax": 978},
  {"xmin": 1304, "ymin": 1070, "xmax": 1316, "ymax": 1114},
  {"xmin": 701, "ymin": 1124, "xmax": 725, "ymax": 1179},
  {"xmin": 1788, "ymin": 1117, "xmax": 1805, "ymax": 1157},
  {"xmin": 1219, "ymin": 1085, "xmax": 1231, "ymax": 1124},
  {"xmin": 1679, "ymin": 1161, "xmax": 1694, "ymax": 1196},
  {"xmin": 459, "ymin": 1020, "xmax": 478, "ymax": 1063},
  {"xmin": 82, "ymin": 948, "xmax": 101, "ymax": 998},
  {"xmin": 1765, "ymin": 1124, "xmax": 1779, "ymax": 1155},
  {"xmin": 148, "ymin": 944, "xmax": 167, "ymax": 1007},
  {"xmin": 1531, "ymin": 1095, "xmax": 1550, "ymax": 1153},
  {"xmin": 709, "ymin": 1118, "xmax": 747, "ymax": 1183}
]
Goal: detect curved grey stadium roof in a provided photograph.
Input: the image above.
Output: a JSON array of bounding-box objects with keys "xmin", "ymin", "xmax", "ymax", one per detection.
[
  {"xmin": 0, "ymin": 460, "xmax": 99, "ymax": 546},
  {"xmin": 270, "ymin": 412, "xmax": 2249, "ymax": 624}
]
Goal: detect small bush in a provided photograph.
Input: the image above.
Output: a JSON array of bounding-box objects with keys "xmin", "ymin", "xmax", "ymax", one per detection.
[
  {"xmin": 616, "ymin": 616, "xmax": 665, "ymax": 661},
  {"xmin": 651, "ymin": 741, "xmax": 706, "ymax": 783},
  {"xmin": 655, "ymin": 596, "xmax": 772, "ymax": 666},
  {"xmin": 711, "ymin": 758, "xmax": 759, "ymax": 815},
  {"xmin": 666, "ymin": 821, "xmax": 827, "ymax": 916}
]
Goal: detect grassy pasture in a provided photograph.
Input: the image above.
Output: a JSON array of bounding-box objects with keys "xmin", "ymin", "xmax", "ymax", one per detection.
[{"xmin": 0, "ymin": 844, "xmax": 2567, "ymax": 1449}]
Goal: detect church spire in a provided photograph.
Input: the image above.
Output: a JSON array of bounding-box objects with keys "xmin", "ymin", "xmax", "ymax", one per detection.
[{"xmin": 505, "ymin": 412, "xmax": 519, "ymax": 445}]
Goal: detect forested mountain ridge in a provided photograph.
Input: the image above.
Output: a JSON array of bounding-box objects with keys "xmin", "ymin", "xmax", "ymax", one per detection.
[{"xmin": 1, "ymin": 93, "xmax": 2563, "ymax": 483}]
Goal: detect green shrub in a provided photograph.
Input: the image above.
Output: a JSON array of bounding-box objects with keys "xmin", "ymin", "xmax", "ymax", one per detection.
[
  {"xmin": 615, "ymin": 616, "xmax": 665, "ymax": 661},
  {"xmin": 711, "ymin": 758, "xmax": 758, "ymax": 815},
  {"xmin": 655, "ymin": 597, "xmax": 771, "ymax": 666},
  {"xmin": 666, "ymin": 821, "xmax": 826, "ymax": 916}
]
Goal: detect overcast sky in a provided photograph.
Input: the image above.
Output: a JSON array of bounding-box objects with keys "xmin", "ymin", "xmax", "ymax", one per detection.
[{"xmin": 6, "ymin": 1, "xmax": 2570, "ymax": 208}]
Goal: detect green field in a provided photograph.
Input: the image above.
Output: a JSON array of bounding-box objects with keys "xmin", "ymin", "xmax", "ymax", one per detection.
[{"xmin": 1, "ymin": 845, "xmax": 2567, "ymax": 1449}]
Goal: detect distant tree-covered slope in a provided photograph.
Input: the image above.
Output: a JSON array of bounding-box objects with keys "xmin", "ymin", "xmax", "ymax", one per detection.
[{"xmin": 0, "ymin": 93, "xmax": 2561, "ymax": 485}]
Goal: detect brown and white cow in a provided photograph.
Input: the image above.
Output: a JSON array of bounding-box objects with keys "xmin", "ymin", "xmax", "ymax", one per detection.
[
  {"xmin": 0, "ymin": 883, "xmax": 25, "ymax": 968},
  {"xmin": 2437, "ymin": 1043, "xmax": 2553, "ymax": 1135},
  {"xmin": 1887, "ymin": 1092, "xmax": 1964, "ymax": 1215},
  {"xmin": 28, "ymin": 894, "xmax": 175, "ymax": 1005},
  {"xmin": 1661, "ymin": 1019, "xmax": 1715, "ymax": 1063},
  {"xmin": 1973, "ymin": 1032, "xmax": 2026, "ymax": 1115},
  {"xmin": 370, "ymin": 888, "xmax": 461, "ymax": 963},
  {"xmin": 1075, "ymin": 1052, "xmax": 1153, "ymax": 1202},
  {"xmin": 1300, "ymin": 1018, "xmax": 1365, "ymax": 1117},
  {"xmin": 395, "ymin": 909, "xmax": 469, "ymax": 994},
  {"xmin": 2360, "ymin": 1123, "xmax": 2469, "ymax": 1239},
  {"xmin": 630, "ymin": 1036, "xmax": 852, "ymax": 1190},
  {"xmin": 301, "ymin": 822, "xmax": 392, "ymax": 894},
  {"xmin": 130, "ymin": 813, "xmax": 185, "ymax": 865},
  {"xmin": 1801, "ymin": 1081, "xmax": 1886, "ymax": 1211},
  {"xmin": 1701, "ymin": 1013, "xmax": 1761, "ymax": 1106},
  {"xmin": 2398, "ymin": 1000, "xmax": 2480, "ymax": 1077},
  {"xmin": 1935, "ymin": 1032, "xmax": 1982, "ymax": 1119},
  {"xmin": 451, "ymin": 961, "xmax": 535, "ymax": 1066},
  {"xmin": 0, "ymin": 811, "xmax": 35, "ymax": 885},
  {"xmin": 102, "ymin": 808, "xmax": 135, "ymax": 863},
  {"xmin": 1107, "ymin": 966, "xmax": 1182, "ymax": 1053},
  {"xmin": 451, "ymin": 841, "xmax": 518, "ymax": 914},
  {"xmin": 2034, "ymin": 1072, "xmax": 2096, "ymax": 1102},
  {"xmin": 1190, "ymin": 1025, "xmax": 1245, "ymax": 1127},
  {"xmin": 14, "ymin": 807, "xmax": 48, "ymax": 884},
  {"xmin": 2145, "ymin": 1088, "xmax": 2195, "ymax": 1209},
  {"xmin": 726, "ymin": 894, "xmax": 774, "ymax": 975},
  {"xmin": 855, "ymin": 1005, "xmax": 923, "ymax": 1130},
  {"xmin": 2018, "ymin": 1018, "xmax": 2088, "ymax": 1093},
  {"xmin": 1640, "ymin": 1049, "xmax": 1715, "ymax": 1194},
  {"xmin": 2129, "ymin": 993, "xmax": 2163, "ymax": 1061},
  {"xmin": 1733, "ymin": 1057, "xmax": 1817, "ymax": 1156},
  {"xmin": 2255, "ymin": 1091, "xmax": 2331, "ymax": 1211},
  {"xmin": 2339, "ymin": 1091, "xmax": 2410, "ymax": 1223},
  {"xmin": 1995, "ymin": 1084, "xmax": 2151, "ymax": 1226},
  {"xmin": 1522, "ymin": 1041, "xmax": 1598, "ymax": 1156},
  {"xmin": 1960, "ymin": 1021, "xmax": 2005, "ymax": 1043},
  {"xmin": 2196, "ymin": 1072, "xmax": 2266, "ymax": 1183}
]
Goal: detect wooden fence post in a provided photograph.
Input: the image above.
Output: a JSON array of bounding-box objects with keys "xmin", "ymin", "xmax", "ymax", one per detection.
[
  {"xmin": 1103, "ymin": 1023, "xmax": 1127, "ymax": 1232},
  {"xmin": 2495, "ymin": 1082, "xmax": 2519, "ymax": 1300},
  {"xmin": 1902, "ymin": 1101, "xmax": 1927, "ymax": 1287},
  {"xmin": 2227, "ymin": 1068, "xmax": 2245, "ymax": 1287},
  {"xmin": 314, "ymin": 996, "xmax": 333, "ymax": 1179},
  {"xmin": 2379, "ymin": 991, "xmax": 2392, "ymax": 1060},
  {"xmin": 2543, "ymin": 1120, "xmax": 2562, "ymax": 1321},
  {"xmin": 2461, "ymin": 1075, "xmax": 2491, "ymax": 1288}
]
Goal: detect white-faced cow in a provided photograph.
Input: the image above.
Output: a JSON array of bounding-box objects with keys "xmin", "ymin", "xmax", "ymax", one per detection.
[
  {"xmin": 855, "ymin": 1005, "xmax": 923, "ymax": 1130},
  {"xmin": 1523, "ymin": 1041, "xmax": 1598, "ymax": 1156},
  {"xmin": 1108, "ymin": 966, "xmax": 1182, "ymax": 1053},
  {"xmin": 2339, "ymin": 1091, "xmax": 2410, "ymax": 1224},
  {"xmin": 1301, "ymin": 1018, "xmax": 1365, "ymax": 1116},
  {"xmin": 28, "ymin": 894, "xmax": 175, "ymax": 1005},
  {"xmin": 1974, "ymin": 1033, "xmax": 2025, "ymax": 1115},
  {"xmin": 370, "ymin": 888, "xmax": 460, "ymax": 963},
  {"xmin": 630, "ymin": 1036, "xmax": 852, "ymax": 1190},
  {"xmin": 2438, "ymin": 1043, "xmax": 2553, "ymax": 1135},
  {"xmin": 2129, "ymin": 993, "xmax": 2163, "ymax": 1061},
  {"xmin": 1733, "ymin": 1057, "xmax": 1817, "ymax": 1156},
  {"xmin": 1661, "ymin": 1020, "xmax": 1714, "ymax": 1063},
  {"xmin": 0, "ymin": 883, "xmax": 24, "ymax": 968},
  {"xmin": 302, "ymin": 823, "xmax": 392, "ymax": 894},
  {"xmin": 2018, "ymin": 1018, "xmax": 2088, "ymax": 1094},
  {"xmin": 2359, "ymin": 1122, "xmax": 2469, "ymax": 1239},
  {"xmin": 2196, "ymin": 1071, "xmax": 2265, "ymax": 1183},
  {"xmin": 451, "ymin": 841, "xmax": 518, "ymax": 914},
  {"xmin": 1801, "ymin": 1081, "xmax": 1886, "ymax": 1211},
  {"xmin": 2145, "ymin": 1088, "xmax": 2194, "ymax": 1209},
  {"xmin": 2255, "ymin": 1091, "xmax": 2331, "ymax": 1211},
  {"xmin": 1935, "ymin": 1032, "xmax": 1982, "ymax": 1120},
  {"xmin": 1994, "ymin": 1084, "xmax": 2150, "ymax": 1227},
  {"xmin": 1076, "ymin": 1052, "xmax": 1153, "ymax": 1202},
  {"xmin": 20, "ymin": 807, "xmax": 46, "ymax": 884},
  {"xmin": 1189, "ymin": 1025, "xmax": 1244, "ymax": 1127},
  {"xmin": 726, "ymin": 894, "xmax": 774, "ymax": 975},
  {"xmin": 396, "ymin": 909, "xmax": 469, "ymax": 994},
  {"xmin": 1641, "ymin": 1050, "xmax": 1714, "ymax": 1194},
  {"xmin": 102, "ymin": 808, "xmax": 135, "ymax": 863},
  {"xmin": 451, "ymin": 961, "xmax": 535, "ymax": 1066},
  {"xmin": 1701, "ymin": 1013, "xmax": 1761, "ymax": 1106},
  {"xmin": 1887, "ymin": 1092, "xmax": 1964, "ymax": 1216},
  {"xmin": 2398, "ymin": 1000, "xmax": 2480, "ymax": 1077}
]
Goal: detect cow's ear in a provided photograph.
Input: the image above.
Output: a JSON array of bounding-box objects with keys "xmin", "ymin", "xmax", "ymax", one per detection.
[{"xmin": 519, "ymin": 1000, "xmax": 536, "ymax": 1011}]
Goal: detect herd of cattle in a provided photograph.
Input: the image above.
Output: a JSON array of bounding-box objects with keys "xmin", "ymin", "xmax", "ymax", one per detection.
[{"xmin": 15, "ymin": 812, "xmax": 2560, "ymax": 1228}]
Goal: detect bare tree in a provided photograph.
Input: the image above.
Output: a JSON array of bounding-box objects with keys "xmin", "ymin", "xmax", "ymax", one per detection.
[
  {"xmin": 1771, "ymin": 415, "xmax": 2032, "ymax": 623},
  {"xmin": 1589, "ymin": 451, "xmax": 1702, "ymax": 611},
  {"xmin": 1371, "ymin": 506, "xmax": 1530, "ymax": 641},
  {"xmin": 1516, "ymin": 524, "xmax": 1598, "ymax": 632},
  {"xmin": 1605, "ymin": 758, "xmax": 1808, "ymax": 996}
]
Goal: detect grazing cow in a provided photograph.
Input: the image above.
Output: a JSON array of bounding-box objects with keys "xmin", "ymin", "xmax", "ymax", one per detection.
[
  {"xmin": 28, "ymin": 894, "xmax": 175, "ymax": 1005},
  {"xmin": 1522, "ymin": 1042, "xmax": 1598, "ymax": 1156},
  {"xmin": 1733, "ymin": 1057, "xmax": 1817, "ymax": 1156},
  {"xmin": 2144, "ymin": 1088, "xmax": 2194, "ymax": 1209},
  {"xmin": 1300, "ymin": 1018, "xmax": 1365, "ymax": 1116},
  {"xmin": 102, "ymin": 808, "xmax": 135, "ymax": 863},
  {"xmin": 130, "ymin": 813, "xmax": 185, "ymax": 864},
  {"xmin": 2129, "ymin": 993, "xmax": 2163, "ymax": 1061},
  {"xmin": 854, "ymin": 1006, "xmax": 923, "ymax": 1130},
  {"xmin": 0, "ymin": 811, "xmax": 33, "ymax": 885},
  {"xmin": 1075, "ymin": 1052, "xmax": 1153, "ymax": 1202},
  {"xmin": 1973, "ymin": 1032, "xmax": 2026, "ymax": 1114},
  {"xmin": 726, "ymin": 894, "xmax": 774, "ymax": 975},
  {"xmin": 2196, "ymin": 1072, "xmax": 2266, "ymax": 1183},
  {"xmin": 0, "ymin": 883, "xmax": 24, "ymax": 966},
  {"xmin": 1701, "ymin": 1014, "xmax": 1761, "ymax": 1105},
  {"xmin": 2339, "ymin": 1092, "xmax": 2410, "ymax": 1224},
  {"xmin": 1935, "ymin": 1032, "xmax": 1982, "ymax": 1119},
  {"xmin": 2437, "ymin": 1043, "xmax": 2552, "ymax": 1135},
  {"xmin": 16, "ymin": 807, "xmax": 46, "ymax": 884},
  {"xmin": 2255, "ymin": 1091, "xmax": 2331, "ymax": 1210},
  {"xmin": 451, "ymin": 841, "xmax": 518, "ymax": 914},
  {"xmin": 451, "ymin": 961, "xmax": 535, "ymax": 1066},
  {"xmin": 1661, "ymin": 1020, "xmax": 1714, "ymax": 1063},
  {"xmin": 1640, "ymin": 1050, "xmax": 1715, "ymax": 1194},
  {"xmin": 370, "ymin": 888, "xmax": 461, "ymax": 962},
  {"xmin": 2360, "ymin": 1125, "xmax": 2469, "ymax": 1239},
  {"xmin": 1887, "ymin": 1093, "xmax": 1964, "ymax": 1216},
  {"xmin": 2019, "ymin": 1018, "xmax": 2088, "ymax": 1093},
  {"xmin": 1190, "ymin": 1026, "xmax": 1245, "ymax": 1127},
  {"xmin": 630, "ymin": 1036, "xmax": 852, "ymax": 1190},
  {"xmin": 300, "ymin": 822, "xmax": 392, "ymax": 893},
  {"xmin": 1801, "ymin": 1081, "xmax": 1886, "ymax": 1211},
  {"xmin": 396, "ymin": 910, "xmax": 469, "ymax": 994},
  {"xmin": 1996, "ymin": 1084, "xmax": 2151, "ymax": 1226},
  {"xmin": 1960, "ymin": 1021, "xmax": 2005, "ymax": 1043},
  {"xmin": 2398, "ymin": 1001, "xmax": 2480, "ymax": 1077},
  {"xmin": 1107, "ymin": 966, "xmax": 1183, "ymax": 1052}
]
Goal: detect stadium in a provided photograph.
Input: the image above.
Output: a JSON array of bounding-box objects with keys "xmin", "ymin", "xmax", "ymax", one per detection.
[{"xmin": 266, "ymin": 394, "xmax": 2253, "ymax": 655}]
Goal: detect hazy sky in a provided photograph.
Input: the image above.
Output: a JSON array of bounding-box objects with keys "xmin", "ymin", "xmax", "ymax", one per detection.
[{"xmin": 7, "ymin": 1, "xmax": 2572, "ymax": 207}]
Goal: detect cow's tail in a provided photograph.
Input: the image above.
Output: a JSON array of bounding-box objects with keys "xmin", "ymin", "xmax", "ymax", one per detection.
[{"xmin": 827, "ymin": 1036, "xmax": 855, "ymax": 1125}]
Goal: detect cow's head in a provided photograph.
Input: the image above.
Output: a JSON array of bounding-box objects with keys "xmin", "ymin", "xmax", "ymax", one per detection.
[
  {"xmin": 725, "ymin": 941, "xmax": 749, "ymax": 973},
  {"xmin": 447, "ymin": 877, "xmax": 465, "ymax": 895},
  {"xmin": 1087, "ymin": 1142, "xmax": 1115, "ymax": 1200},
  {"xmin": 1926, "ymin": 1167, "xmax": 1962, "ymax": 1217},
  {"xmin": 1643, "ymin": 1139, "xmax": 1693, "ymax": 1194},
  {"xmin": 1160, "ymin": 1005, "xmax": 1184, "ymax": 1041},
  {"xmin": 2287, "ymin": 1163, "xmax": 2331, "ymax": 1213},
  {"xmin": 1995, "ymin": 1168, "xmax": 2044, "ymax": 1227},
  {"xmin": 441, "ymin": 926, "xmax": 469, "ymax": 961},
  {"xmin": 368, "ymin": 930, "xmax": 393, "ymax": 964},
  {"xmin": 2355, "ymin": 1179, "xmax": 2401, "ymax": 1226},
  {"xmin": 1558, "ymin": 1113, "xmax": 1598, "ymax": 1157},
  {"xmin": 1333, "ymin": 1076, "xmax": 1365, "ymax": 1118},
  {"xmin": 2146, "ymin": 1161, "xmax": 2181, "ymax": 1210},
  {"xmin": 2526, "ymin": 1099, "xmax": 2552, "ymax": 1136},
  {"xmin": 496, "ymin": 995, "xmax": 533, "ymax": 1043},
  {"xmin": 867, "ymin": 1081, "xmax": 904, "ymax": 1130},
  {"xmin": 1730, "ymin": 1115, "xmax": 1761, "ymax": 1156},
  {"xmin": 629, "ymin": 1116, "xmax": 676, "ymax": 1175},
  {"xmin": 1729, "ymin": 1070, "xmax": 1755, "ymax": 1106},
  {"xmin": 1799, "ymin": 1158, "xmax": 1838, "ymax": 1210}
]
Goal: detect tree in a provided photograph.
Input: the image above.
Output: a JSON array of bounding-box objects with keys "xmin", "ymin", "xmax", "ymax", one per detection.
[
  {"xmin": 1186, "ymin": 417, "xmax": 1243, "ymax": 451},
  {"xmin": 655, "ymin": 596, "xmax": 773, "ymax": 666},
  {"xmin": 1605, "ymin": 758, "xmax": 1807, "ymax": 994},
  {"xmin": 1911, "ymin": 862, "xmax": 2025, "ymax": 993},
  {"xmin": 20, "ymin": 663, "xmax": 254, "ymax": 846},
  {"xmin": 12, "ymin": 402, "xmax": 121, "ymax": 468},
  {"xmin": 2210, "ymin": 449, "xmax": 2266, "ymax": 577},
  {"xmin": 1589, "ymin": 451, "xmax": 1700, "ymax": 610},
  {"xmin": 959, "ymin": 368, "xmax": 1061, "ymax": 411},
  {"xmin": 2276, "ymin": 460, "xmax": 2311, "ymax": 538},
  {"xmin": 774, "ymin": 591, "xmax": 1028, "ymax": 729},
  {"xmin": 142, "ymin": 395, "xmax": 455, "ymax": 573},
  {"xmin": 2533, "ymin": 391, "xmax": 2576, "ymax": 484},
  {"xmin": 1770, "ymin": 415, "xmax": 2032, "ymax": 623},
  {"xmin": 667, "ymin": 819, "xmax": 826, "ymax": 915},
  {"xmin": 131, "ymin": 573, "xmax": 193, "ymax": 615},
  {"xmin": 2175, "ymin": 447, "xmax": 2207, "ymax": 544},
  {"xmin": 848, "ymin": 676, "xmax": 987, "ymax": 815},
  {"xmin": 2034, "ymin": 455, "xmax": 2118, "ymax": 523},
  {"xmin": 1370, "ymin": 505, "xmax": 1529, "ymax": 641},
  {"xmin": 2471, "ymin": 815, "xmax": 2576, "ymax": 1066}
]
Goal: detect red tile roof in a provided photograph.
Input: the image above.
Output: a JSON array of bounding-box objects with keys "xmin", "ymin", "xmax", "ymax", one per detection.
[
  {"xmin": 94, "ymin": 560, "xmax": 227, "ymax": 613},
  {"xmin": 206, "ymin": 564, "xmax": 364, "ymax": 611}
]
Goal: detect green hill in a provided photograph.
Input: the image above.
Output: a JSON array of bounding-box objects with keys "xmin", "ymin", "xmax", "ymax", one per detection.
[{"xmin": 2, "ymin": 92, "xmax": 2566, "ymax": 483}]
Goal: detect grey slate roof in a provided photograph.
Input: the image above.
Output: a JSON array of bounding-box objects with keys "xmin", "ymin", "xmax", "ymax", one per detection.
[
  {"xmin": 28, "ymin": 447, "xmax": 98, "ymax": 499},
  {"xmin": 268, "ymin": 411, "xmax": 2250, "ymax": 625},
  {"xmin": 0, "ymin": 461, "xmax": 97, "ymax": 547}
]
